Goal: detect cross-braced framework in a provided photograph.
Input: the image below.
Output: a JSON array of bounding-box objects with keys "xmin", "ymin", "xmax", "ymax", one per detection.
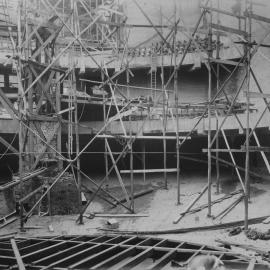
[
  {"xmin": 0, "ymin": 0, "xmax": 269, "ymax": 232},
  {"xmin": 0, "ymin": 234, "xmax": 268, "ymax": 269}
]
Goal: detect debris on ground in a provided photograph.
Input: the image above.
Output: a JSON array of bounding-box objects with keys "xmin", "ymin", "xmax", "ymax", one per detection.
[
  {"xmin": 171, "ymin": 260, "xmax": 185, "ymax": 267},
  {"xmin": 106, "ymin": 218, "xmax": 119, "ymax": 229},
  {"xmin": 175, "ymin": 190, "xmax": 242, "ymax": 219},
  {"xmin": 216, "ymin": 239, "xmax": 270, "ymax": 258},
  {"xmin": 245, "ymin": 228, "xmax": 270, "ymax": 240},
  {"xmin": 112, "ymin": 187, "xmax": 154, "ymax": 208},
  {"xmin": 228, "ymin": 226, "xmax": 242, "ymax": 236},
  {"xmin": 213, "ymin": 195, "xmax": 243, "ymax": 220},
  {"xmin": 48, "ymin": 224, "xmax": 54, "ymax": 232}
]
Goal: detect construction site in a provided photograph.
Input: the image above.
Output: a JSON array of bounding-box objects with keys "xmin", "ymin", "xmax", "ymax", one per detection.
[{"xmin": 0, "ymin": 0, "xmax": 270, "ymax": 269}]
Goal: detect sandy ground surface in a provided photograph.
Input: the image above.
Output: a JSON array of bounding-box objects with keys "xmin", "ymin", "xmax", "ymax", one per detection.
[{"xmin": 1, "ymin": 170, "xmax": 270, "ymax": 260}]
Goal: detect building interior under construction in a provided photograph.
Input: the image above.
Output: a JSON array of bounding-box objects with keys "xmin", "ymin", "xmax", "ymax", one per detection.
[{"xmin": 0, "ymin": 0, "xmax": 270, "ymax": 269}]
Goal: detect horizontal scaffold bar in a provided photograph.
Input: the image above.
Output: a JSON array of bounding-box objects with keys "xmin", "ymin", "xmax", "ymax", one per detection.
[
  {"xmin": 120, "ymin": 168, "xmax": 178, "ymax": 174},
  {"xmin": 244, "ymin": 91, "xmax": 270, "ymax": 99},
  {"xmin": 249, "ymin": 12, "xmax": 270, "ymax": 24},
  {"xmin": 211, "ymin": 23, "xmax": 247, "ymax": 36},
  {"xmin": 97, "ymin": 135, "xmax": 191, "ymax": 140},
  {"xmin": 209, "ymin": 58, "xmax": 245, "ymax": 67},
  {"xmin": 202, "ymin": 149, "xmax": 245, "ymax": 153},
  {"xmin": 203, "ymin": 147, "xmax": 270, "ymax": 153},
  {"xmin": 241, "ymin": 146, "xmax": 270, "ymax": 152}
]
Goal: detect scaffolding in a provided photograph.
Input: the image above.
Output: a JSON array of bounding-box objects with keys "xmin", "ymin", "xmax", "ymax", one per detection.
[
  {"xmin": 0, "ymin": 0, "xmax": 269, "ymax": 233},
  {"xmin": 0, "ymin": 234, "xmax": 267, "ymax": 269}
]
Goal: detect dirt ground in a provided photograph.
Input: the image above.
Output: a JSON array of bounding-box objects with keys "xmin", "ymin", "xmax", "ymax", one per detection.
[{"xmin": 1, "ymin": 170, "xmax": 270, "ymax": 258}]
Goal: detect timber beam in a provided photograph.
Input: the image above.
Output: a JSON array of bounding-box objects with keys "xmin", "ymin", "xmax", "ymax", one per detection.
[{"xmin": 211, "ymin": 23, "xmax": 247, "ymax": 36}]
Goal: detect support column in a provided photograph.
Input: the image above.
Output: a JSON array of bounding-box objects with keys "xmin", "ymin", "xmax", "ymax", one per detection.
[
  {"xmin": 207, "ymin": 2, "xmax": 213, "ymax": 217},
  {"xmin": 244, "ymin": 0, "xmax": 252, "ymax": 230},
  {"xmin": 127, "ymin": 66, "xmax": 134, "ymax": 212},
  {"xmin": 174, "ymin": 3, "xmax": 180, "ymax": 205},
  {"xmin": 215, "ymin": 0, "xmax": 220, "ymax": 195},
  {"xmin": 102, "ymin": 67, "xmax": 109, "ymax": 183},
  {"xmin": 56, "ymin": 72, "xmax": 63, "ymax": 171},
  {"xmin": 215, "ymin": 116, "xmax": 220, "ymax": 194},
  {"xmin": 73, "ymin": 70, "xmax": 83, "ymax": 225}
]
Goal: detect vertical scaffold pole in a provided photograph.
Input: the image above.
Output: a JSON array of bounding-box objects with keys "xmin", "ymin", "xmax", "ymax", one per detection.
[
  {"xmin": 74, "ymin": 69, "xmax": 83, "ymax": 224},
  {"xmin": 127, "ymin": 66, "xmax": 134, "ymax": 212},
  {"xmin": 207, "ymin": 1, "xmax": 213, "ymax": 217},
  {"xmin": 56, "ymin": 72, "xmax": 63, "ymax": 171},
  {"xmin": 162, "ymin": 89, "xmax": 167, "ymax": 189},
  {"xmin": 174, "ymin": 2, "xmax": 180, "ymax": 205},
  {"xmin": 18, "ymin": 0, "xmax": 24, "ymax": 231},
  {"xmin": 102, "ymin": 65, "xmax": 109, "ymax": 184},
  {"xmin": 72, "ymin": 0, "xmax": 83, "ymax": 224},
  {"xmin": 215, "ymin": 0, "xmax": 220, "ymax": 195},
  {"xmin": 160, "ymin": 8, "xmax": 167, "ymax": 189},
  {"xmin": 244, "ymin": 0, "xmax": 252, "ymax": 231}
]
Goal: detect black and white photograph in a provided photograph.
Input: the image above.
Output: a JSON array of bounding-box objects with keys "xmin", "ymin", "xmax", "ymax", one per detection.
[{"xmin": 0, "ymin": 0, "xmax": 269, "ymax": 269}]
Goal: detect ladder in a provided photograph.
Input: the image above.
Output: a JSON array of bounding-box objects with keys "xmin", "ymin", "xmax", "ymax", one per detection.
[{"xmin": 150, "ymin": 54, "xmax": 157, "ymax": 99}]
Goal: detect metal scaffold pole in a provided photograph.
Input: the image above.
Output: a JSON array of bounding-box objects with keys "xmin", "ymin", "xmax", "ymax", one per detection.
[
  {"xmin": 126, "ymin": 65, "xmax": 134, "ymax": 212},
  {"xmin": 174, "ymin": 2, "xmax": 180, "ymax": 205},
  {"xmin": 244, "ymin": 0, "xmax": 252, "ymax": 231},
  {"xmin": 207, "ymin": 0, "xmax": 213, "ymax": 217},
  {"xmin": 102, "ymin": 65, "xmax": 109, "ymax": 184},
  {"xmin": 17, "ymin": 0, "xmax": 24, "ymax": 231},
  {"xmin": 215, "ymin": 0, "xmax": 221, "ymax": 195},
  {"xmin": 160, "ymin": 8, "xmax": 167, "ymax": 189},
  {"xmin": 72, "ymin": 0, "xmax": 83, "ymax": 225}
]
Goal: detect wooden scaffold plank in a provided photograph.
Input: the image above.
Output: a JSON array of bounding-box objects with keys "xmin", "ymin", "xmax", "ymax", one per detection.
[{"xmin": 10, "ymin": 239, "xmax": 26, "ymax": 270}]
